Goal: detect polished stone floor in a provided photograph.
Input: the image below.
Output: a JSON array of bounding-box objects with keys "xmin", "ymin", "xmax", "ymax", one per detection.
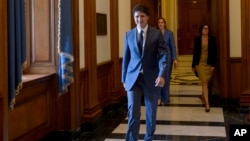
[{"xmin": 41, "ymin": 55, "xmax": 250, "ymax": 141}]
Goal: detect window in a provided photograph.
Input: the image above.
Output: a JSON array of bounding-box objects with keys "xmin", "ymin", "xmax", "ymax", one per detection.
[{"xmin": 23, "ymin": 0, "xmax": 58, "ymax": 74}]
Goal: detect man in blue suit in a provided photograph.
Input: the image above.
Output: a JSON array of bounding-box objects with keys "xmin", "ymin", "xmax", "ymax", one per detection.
[{"xmin": 122, "ymin": 4, "xmax": 169, "ymax": 141}]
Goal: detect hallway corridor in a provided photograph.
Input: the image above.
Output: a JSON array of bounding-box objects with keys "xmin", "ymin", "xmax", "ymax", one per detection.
[{"xmin": 62, "ymin": 56, "xmax": 249, "ymax": 141}]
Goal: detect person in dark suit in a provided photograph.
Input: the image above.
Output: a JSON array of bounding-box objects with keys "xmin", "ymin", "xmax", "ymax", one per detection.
[
  {"xmin": 121, "ymin": 4, "xmax": 168, "ymax": 141},
  {"xmin": 157, "ymin": 17, "xmax": 178, "ymax": 106},
  {"xmin": 192, "ymin": 24, "xmax": 217, "ymax": 112}
]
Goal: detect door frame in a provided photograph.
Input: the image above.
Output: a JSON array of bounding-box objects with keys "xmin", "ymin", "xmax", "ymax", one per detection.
[
  {"xmin": 213, "ymin": 0, "xmax": 229, "ymax": 98},
  {"xmin": 175, "ymin": 0, "xmax": 230, "ymax": 98},
  {"xmin": 177, "ymin": 0, "xmax": 210, "ymax": 55}
]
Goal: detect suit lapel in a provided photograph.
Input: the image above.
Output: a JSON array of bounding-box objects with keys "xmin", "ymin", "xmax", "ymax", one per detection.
[
  {"xmin": 131, "ymin": 28, "xmax": 143, "ymax": 57},
  {"xmin": 132, "ymin": 26, "xmax": 152, "ymax": 57},
  {"xmin": 143, "ymin": 26, "xmax": 152, "ymax": 55}
]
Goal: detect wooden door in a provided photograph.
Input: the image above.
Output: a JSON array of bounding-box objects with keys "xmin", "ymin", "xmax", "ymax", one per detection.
[{"xmin": 177, "ymin": 0, "xmax": 210, "ymax": 55}]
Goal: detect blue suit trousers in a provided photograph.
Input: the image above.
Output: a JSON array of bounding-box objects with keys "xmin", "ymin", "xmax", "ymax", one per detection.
[
  {"xmin": 160, "ymin": 60, "xmax": 173, "ymax": 103},
  {"xmin": 125, "ymin": 74, "xmax": 159, "ymax": 141}
]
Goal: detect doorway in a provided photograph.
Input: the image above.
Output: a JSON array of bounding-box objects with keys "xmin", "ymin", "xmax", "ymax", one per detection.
[
  {"xmin": 177, "ymin": 0, "xmax": 210, "ymax": 55},
  {"xmin": 176, "ymin": 0, "xmax": 231, "ymax": 98}
]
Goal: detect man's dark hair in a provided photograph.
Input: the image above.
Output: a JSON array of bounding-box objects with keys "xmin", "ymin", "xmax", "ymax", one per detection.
[{"xmin": 132, "ymin": 4, "xmax": 150, "ymax": 16}]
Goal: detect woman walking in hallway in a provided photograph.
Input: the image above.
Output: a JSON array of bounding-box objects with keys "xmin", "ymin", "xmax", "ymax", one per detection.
[
  {"xmin": 192, "ymin": 24, "xmax": 217, "ymax": 112},
  {"xmin": 157, "ymin": 17, "xmax": 178, "ymax": 105}
]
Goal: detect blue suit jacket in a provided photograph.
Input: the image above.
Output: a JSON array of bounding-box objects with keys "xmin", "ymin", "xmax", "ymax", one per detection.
[
  {"xmin": 163, "ymin": 29, "xmax": 177, "ymax": 61},
  {"xmin": 122, "ymin": 26, "xmax": 168, "ymax": 91}
]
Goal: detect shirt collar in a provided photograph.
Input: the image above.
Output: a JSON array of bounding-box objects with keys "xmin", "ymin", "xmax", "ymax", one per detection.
[{"xmin": 137, "ymin": 24, "xmax": 148, "ymax": 33}]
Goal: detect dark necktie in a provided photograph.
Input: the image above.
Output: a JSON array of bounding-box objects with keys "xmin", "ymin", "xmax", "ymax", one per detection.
[{"xmin": 138, "ymin": 30, "xmax": 143, "ymax": 55}]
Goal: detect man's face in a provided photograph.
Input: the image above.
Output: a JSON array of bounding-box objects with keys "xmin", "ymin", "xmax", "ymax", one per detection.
[{"xmin": 134, "ymin": 11, "xmax": 149, "ymax": 29}]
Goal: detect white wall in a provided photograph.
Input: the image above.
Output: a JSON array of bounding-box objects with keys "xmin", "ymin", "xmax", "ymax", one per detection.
[
  {"xmin": 118, "ymin": 0, "xmax": 131, "ymax": 57},
  {"xmin": 96, "ymin": 0, "xmax": 111, "ymax": 63},
  {"xmin": 79, "ymin": 0, "xmax": 130, "ymax": 67},
  {"xmin": 79, "ymin": 0, "xmax": 112, "ymax": 67},
  {"xmin": 229, "ymin": 0, "xmax": 242, "ymax": 57}
]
